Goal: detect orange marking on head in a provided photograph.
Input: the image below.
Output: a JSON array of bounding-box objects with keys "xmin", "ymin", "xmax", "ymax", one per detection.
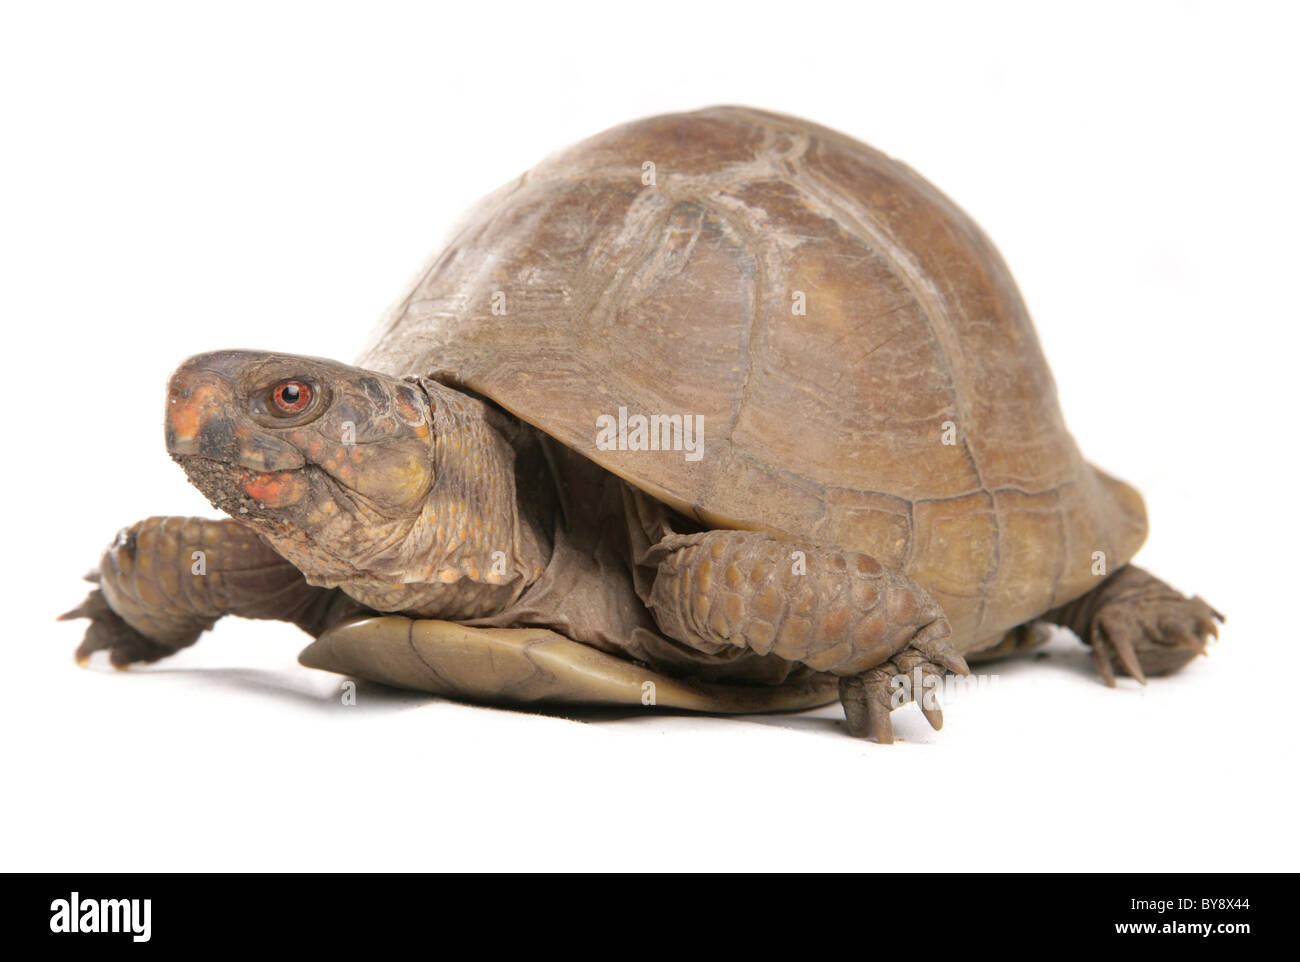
[
  {"xmin": 243, "ymin": 471, "xmax": 304, "ymax": 507},
  {"xmin": 169, "ymin": 383, "xmax": 226, "ymax": 442},
  {"xmin": 170, "ymin": 403, "xmax": 201, "ymax": 441}
]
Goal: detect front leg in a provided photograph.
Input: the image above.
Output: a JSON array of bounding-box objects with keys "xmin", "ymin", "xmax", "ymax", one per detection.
[
  {"xmin": 61, "ymin": 516, "xmax": 357, "ymax": 667},
  {"xmin": 645, "ymin": 530, "xmax": 967, "ymax": 741}
]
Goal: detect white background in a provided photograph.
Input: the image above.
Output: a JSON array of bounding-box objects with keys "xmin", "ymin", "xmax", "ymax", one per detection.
[{"xmin": 2, "ymin": 1, "xmax": 1296, "ymax": 871}]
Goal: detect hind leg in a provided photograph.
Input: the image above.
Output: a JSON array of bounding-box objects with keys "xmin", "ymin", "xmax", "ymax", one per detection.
[{"xmin": 1045, "ymin": 564, "xmax": 1223, "ymax": 685}]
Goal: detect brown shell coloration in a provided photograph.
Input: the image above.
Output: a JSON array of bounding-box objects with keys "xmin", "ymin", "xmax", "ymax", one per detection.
[
  {"xmin": 358, "ymin": 106, "xmax": 1147, "ymax": 648},
  {"xmin": 300, "ymin": 616, "xmax": 839, "ymax": 713}
]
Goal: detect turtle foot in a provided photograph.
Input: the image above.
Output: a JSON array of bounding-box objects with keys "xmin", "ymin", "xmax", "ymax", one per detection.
[
  {"xmin": 1067, "ymin": 565, "xmax": 1223, "ymax": 686},
  {"xmin": 838, "ymin": 639, "xmax": 970, "ymax": 744},
  {"xmin": 59, "ymin": 584, "xmax": 178, "ymax": 668}
]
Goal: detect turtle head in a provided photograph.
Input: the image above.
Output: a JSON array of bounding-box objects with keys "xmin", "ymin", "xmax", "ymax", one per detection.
[{"xmin": 165, "ymin": 350, "xmax": 440, "ymax": 581}]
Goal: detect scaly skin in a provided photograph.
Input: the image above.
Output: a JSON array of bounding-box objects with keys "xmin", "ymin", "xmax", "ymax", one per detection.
[
  {"xmin": 1043, "ymin": 564, "xmax": 1223, "ymax": 685},
  {"xmin": 61, "ymin": 516, "xmax": 359, "ymax": 667},
  {"xmin": 646, "ymin": 530, "xmax": 970, "ymax": 741},
  {"xmin": 163, "ymin": 351, "xmax": 551, "ymax": 618}
]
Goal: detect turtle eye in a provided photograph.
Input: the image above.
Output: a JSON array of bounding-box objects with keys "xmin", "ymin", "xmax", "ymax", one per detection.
[{"xmin": 269, "ymin": 380, "xmax": 313, "ymax": 416}]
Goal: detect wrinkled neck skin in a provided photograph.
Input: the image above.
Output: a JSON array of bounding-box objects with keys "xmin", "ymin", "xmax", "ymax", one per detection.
[{"xmin": 261, "ymin": 381, "xmax": 554, "ymax": 620}]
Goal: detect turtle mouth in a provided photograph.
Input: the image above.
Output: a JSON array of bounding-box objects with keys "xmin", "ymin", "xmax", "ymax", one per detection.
[
  {"xmin": 173, "ymin": 454, "xmax": 314, "ymax": 523},
  {"xmin": 174, "ymin": 453, "xmax": 376, "ymax": 582}
]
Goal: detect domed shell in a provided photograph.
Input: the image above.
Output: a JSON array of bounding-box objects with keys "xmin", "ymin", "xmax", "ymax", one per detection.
[{"xmin": 358, "ymin": 106, "xmax": 1147, "ymax": 645}]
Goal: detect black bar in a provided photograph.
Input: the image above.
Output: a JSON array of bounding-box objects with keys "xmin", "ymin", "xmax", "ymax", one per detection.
[{"xmin": 7, "ymin": 872, "xmax": 1279, "ymax": 949}]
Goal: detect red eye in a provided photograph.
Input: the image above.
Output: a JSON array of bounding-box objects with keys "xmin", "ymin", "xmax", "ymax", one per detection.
[{"xmin": 271, "ymin": 380, "xmax": 312, "ymax": 415}]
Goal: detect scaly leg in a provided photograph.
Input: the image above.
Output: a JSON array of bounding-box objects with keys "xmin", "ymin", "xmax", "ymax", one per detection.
[
  {"xmin": 645, "ymin": 530, "xmax": 967, "ymax": 742},
  {"xmin": 1045, "ymin": 564, "xmax": 1223, "ymax": 685},
  {"xmin": 61, "ymin": 516, "xmax": 359, "ymax": 667}
]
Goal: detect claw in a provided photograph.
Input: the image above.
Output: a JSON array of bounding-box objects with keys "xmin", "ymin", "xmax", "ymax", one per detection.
[
  {"xmin": 865, "ymin": 696, "xmax": 895, "ymax": 744},
  {"xmin": 1105, "ymin": 624, "xmax": 1148, "ymax": 684},
  {"xmin": 839, "ymin": 671, "xmax": 898, "ymax": 743},
  {"xmin": 914, "ymin": 636, "xmax": 970, "ymax": 677},
  {"xmin": 66, "ymin": 590, "xmax": 176, "ymax": 668},
  {"xmin": 1194, "ymin": 597, "xmax": 1226, "ymax": 624},
  {"xmin": 1163, "ymin": 624, "xmax": 1208, "ymax": 657},
  {"xmin": 58, "ymin": 604, "xmax": 89, "ymax": 623},
  {"xmin": 937, "ymin": 649, "xmax": 970, "ymax": 677},
  {"xmin": 74, "ymin": 627, "xmax": 109, "ymax": 664},
  {"xmin": 841, "ymin": 682, "xmax": 895, "ymax": 742},
  {"xmin": 1092, "ymin": 641, "xmax": 1118, "ymax": 687},
  {"xmin": 911, "ymin": 664, "xmax": 946, "ymax": 730},
  {"xmin": 57, "ymin": 588, "xmax": 110, "ymax": 623},
  {"xmin": 920, "ymin": 700, "xmax": 943, "ymax": 731}
]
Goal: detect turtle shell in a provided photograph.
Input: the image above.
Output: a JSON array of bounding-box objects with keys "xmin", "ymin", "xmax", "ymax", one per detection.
[
  {"xmin": 358, "ymin": 106, "xmax": 1147, "ymax": 646},
  {"xmin": 300, "ymin": 616, "xmax": 838, "ymax": 712}
]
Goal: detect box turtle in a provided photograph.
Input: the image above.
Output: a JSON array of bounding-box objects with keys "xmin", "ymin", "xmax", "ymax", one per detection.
[{"xmin": 63, "ymin": 106, "xmax": 1222, "ymax": 741}]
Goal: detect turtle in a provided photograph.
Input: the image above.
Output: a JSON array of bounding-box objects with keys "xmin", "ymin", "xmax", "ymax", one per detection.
[{"xmin": 62, "ymin": 106, "xmax": 1222, "ymax": 742}]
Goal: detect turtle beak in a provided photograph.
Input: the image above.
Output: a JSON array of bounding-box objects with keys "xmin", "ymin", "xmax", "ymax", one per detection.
[
  {"xmin": 165, "ymin": 351, "xmax": 305, "ymax": 471},
  {"xmin": 165, "ymin": 363, "xmax": 236, "ymax": 460}
]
